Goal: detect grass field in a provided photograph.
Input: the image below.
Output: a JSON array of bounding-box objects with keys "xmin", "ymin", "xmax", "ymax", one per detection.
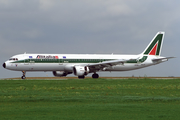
[{"xmin": 0, "ymin": 78, "xmax": 180, "ymax": 120}]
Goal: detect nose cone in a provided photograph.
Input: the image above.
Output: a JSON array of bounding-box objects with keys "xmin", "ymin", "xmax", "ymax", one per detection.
[{"xmin": 3, "ymin": 63, "xmax": 6, "ymax": 68}]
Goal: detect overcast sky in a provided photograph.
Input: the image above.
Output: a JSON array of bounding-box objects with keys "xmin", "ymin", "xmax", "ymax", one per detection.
[{"xmin": 0, "ymin": 0, "xmax": 179, "ymax": 79}]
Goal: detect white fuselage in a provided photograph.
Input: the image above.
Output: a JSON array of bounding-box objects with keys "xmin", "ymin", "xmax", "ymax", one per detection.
[{"xmin": 4, "ymin": 53, "xmax": 164, "ymax": 72}]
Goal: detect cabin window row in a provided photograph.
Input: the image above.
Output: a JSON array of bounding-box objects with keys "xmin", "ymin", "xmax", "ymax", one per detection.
[
  {"xmin": 9, "ymin": 58, "xmax": 18, "ymax": 61},
  {"xmin": 27, "ymin": 59, "xmax": 112, "ymax": 62}
]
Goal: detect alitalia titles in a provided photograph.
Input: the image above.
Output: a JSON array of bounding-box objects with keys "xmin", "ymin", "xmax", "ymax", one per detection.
[{"xmin": 36, "ymin": 55, "xmax": 59, "ymax": 59}]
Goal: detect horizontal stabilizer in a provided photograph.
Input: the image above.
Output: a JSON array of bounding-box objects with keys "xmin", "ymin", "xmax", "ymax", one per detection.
[{"xmin": 152, "ymin": 57, "xmax": 175, "ymax": 62}]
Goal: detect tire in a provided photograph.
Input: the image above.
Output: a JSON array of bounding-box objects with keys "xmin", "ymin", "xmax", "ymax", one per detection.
[
  {"xmin": 21, "ymin": 76, "xmax": 26, "ymax": 79},
  {"xmin": 78, "ymin": 76, "xmax": 85, "ymax": 79},
  {"xmin": 92, "ymin": 74, "xmax": 99, "ymax": 79}
]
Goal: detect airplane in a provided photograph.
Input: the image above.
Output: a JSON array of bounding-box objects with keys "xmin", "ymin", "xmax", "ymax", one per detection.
[{"xmin": 2, "ymin": 32, "xmax": 174, "ymax": 79}]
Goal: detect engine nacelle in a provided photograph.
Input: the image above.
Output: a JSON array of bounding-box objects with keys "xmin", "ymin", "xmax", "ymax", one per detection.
[
  {"xmin": 53, "ymin": 71, "xmax": 68, "ymax": 77},
  {"xmin": 73, "ymin": 66, "xmax": 90, "ymax": 76}
]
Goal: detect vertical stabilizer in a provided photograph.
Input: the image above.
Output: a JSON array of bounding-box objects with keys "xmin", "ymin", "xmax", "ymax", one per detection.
[{"xmin": 142, "ymin": 32, "xmax": 165, "ymax": 56}]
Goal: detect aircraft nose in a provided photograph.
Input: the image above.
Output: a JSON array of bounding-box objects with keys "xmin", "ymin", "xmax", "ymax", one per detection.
[{"xmin": 2, "ymin": 63, "xmax": 6, "ymax": 68}]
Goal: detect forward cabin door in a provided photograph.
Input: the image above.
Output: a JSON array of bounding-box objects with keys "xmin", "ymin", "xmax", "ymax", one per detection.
[
  {"xmin": 23, "ymin": 55, "xmax": 29, "ymax": 65},
  {"xmin": 23, "ymin": 55, "xmax": 35, "ymax": 70},
  {"xmin": 59, "ymin": 56, "xmax": 64, "ymax": 65}
]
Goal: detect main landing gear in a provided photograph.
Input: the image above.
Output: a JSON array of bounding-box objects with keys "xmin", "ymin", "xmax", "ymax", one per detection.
[
  {"xmin": 92, "ymin": 73, "xmax": 99, "ymax": 79},
  {"xmin": 78, "ymin": 73, "xmax": 99, "ymax": 79},
  {"xmin": 78, "ymin": 76, "xmax": 85, "ymax": 79},
  {"xmin": 21, "ymin": 71, "xmax": 26, "ymax": 79}
]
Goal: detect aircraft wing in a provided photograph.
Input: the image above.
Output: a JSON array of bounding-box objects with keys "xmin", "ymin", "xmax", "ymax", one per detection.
[
  {"xmin": 152, "ymin": 57, "xmax": 175, "ymax": 62},
  {"xmin": 86, "ymin": 58, "xmax": 136, "ymax": 71}
]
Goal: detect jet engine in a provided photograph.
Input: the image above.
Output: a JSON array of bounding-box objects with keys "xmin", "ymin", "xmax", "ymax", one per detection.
[
  {"xmin": 53, "ymin": 71, "xmax": 69, "ymax": 77},
  {"xmin": 73, "ymin": 66, "xmax": 90, "ymax": 76}
]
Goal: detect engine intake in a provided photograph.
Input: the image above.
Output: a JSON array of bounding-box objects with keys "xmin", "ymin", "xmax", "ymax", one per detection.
[{"xmin": 73, "ymin": 66, "xmax": 89, "ymax": 76}]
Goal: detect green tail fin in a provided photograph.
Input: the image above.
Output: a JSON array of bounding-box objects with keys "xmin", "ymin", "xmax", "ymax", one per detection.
[{"xmin": 142, "ymin": 32, "xmax": 165, "ymax": 56}]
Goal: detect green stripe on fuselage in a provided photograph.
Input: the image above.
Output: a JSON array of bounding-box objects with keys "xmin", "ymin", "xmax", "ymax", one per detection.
[
  {"xmin": 12, "ymin": 56, "xmax": 148, "ymax": 64},
  {"xmin": 126, "ymin": 56, "xmax": 147, "ymax": 63}
]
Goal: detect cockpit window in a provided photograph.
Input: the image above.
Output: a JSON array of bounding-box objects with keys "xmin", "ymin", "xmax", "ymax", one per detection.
[{"xmin": 9, "ymin": 58, "xmax": 18, "ymax": 61}]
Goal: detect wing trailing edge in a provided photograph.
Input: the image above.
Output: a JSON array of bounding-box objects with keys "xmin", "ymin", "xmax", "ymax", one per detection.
[{"xmin": 87, "ymin": 58, "xmax": 137, "ymax": 70}]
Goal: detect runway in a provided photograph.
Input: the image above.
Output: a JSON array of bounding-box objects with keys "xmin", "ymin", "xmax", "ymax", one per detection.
[{"xmin": 1, "ymin": 77, "xmax": 179, "ymax": 80}]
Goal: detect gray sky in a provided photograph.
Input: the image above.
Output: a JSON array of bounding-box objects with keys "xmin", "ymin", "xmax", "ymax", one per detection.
[{"xmin": 0, "ymin": 0, "xmax": 179, "ymax": 78}]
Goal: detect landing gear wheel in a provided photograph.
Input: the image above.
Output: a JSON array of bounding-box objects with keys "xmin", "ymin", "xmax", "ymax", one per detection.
[
  {"xmin": 78, "ymin": 76, "xmax": 85, "ymax": 79},
  {"xmin": 21, "ymin": 71, "xmax": 26, "ymax": 79},
  {"xmin": 92, "ymin": 73, "xmax": 99, "ymax": 79},
  {"xmin": 21, "ymin": 76, "xmax": 26, "ymax": 79}
]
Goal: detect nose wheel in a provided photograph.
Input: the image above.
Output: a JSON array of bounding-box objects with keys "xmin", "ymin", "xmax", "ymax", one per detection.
[{"xmin": 21, "ymin": 71, "xmax": 26, "ymax": 79}]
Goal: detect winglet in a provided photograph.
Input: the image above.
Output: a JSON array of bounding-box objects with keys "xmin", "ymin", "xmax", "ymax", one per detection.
[{"xmin": 142, "ymin": 32, "xmax": 165, "ymax": 56}]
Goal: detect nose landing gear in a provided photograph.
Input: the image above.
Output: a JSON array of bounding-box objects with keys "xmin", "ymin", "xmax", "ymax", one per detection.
[{"xmin": 21, "ymin": 71, "xmax": 26, "ymax": 79}]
